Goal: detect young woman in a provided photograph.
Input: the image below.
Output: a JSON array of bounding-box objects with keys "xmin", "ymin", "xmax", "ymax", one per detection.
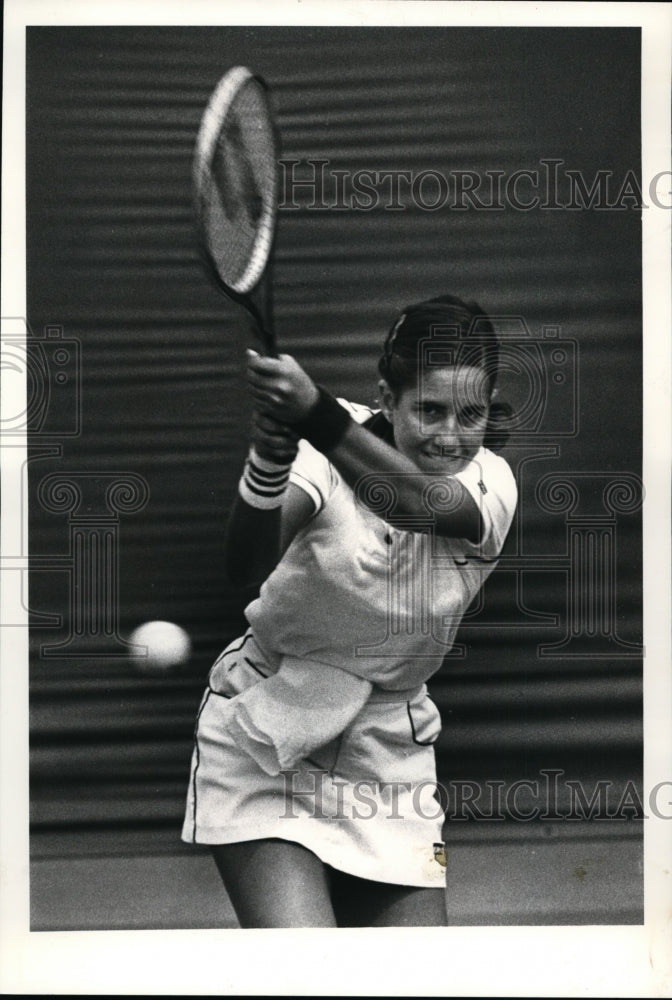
[{"xmin": 182, "ymin": 294, "xmax": 517, "ymax": 927}]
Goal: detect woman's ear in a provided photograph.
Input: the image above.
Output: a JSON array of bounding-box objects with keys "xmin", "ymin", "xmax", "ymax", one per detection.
[{"xmin": 378, "ymin": 379, "xmax": 396, "ymax": 422}]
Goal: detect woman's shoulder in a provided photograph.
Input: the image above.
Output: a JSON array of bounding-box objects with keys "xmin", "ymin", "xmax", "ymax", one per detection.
[
  {"xmin": 474, "ymin": 446, "xmax": 517, "ymax": 500},
  {"xmin": 336, "ymin": 400, "xmax": 397, "ymax": 447},
  {"xmin": 479, "ymin": 445, "xmax": 516, "ymax": 486},
  {"xmin": 336, "ymin": 398, "xmax": 378, "ymax": 424}
]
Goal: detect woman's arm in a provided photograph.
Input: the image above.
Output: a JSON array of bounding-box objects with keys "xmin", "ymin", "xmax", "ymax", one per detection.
[
  {"xmin": 224, "ymin": 409, "xmax": 316, "ymax": 588},
  {"xmin": 245, "ymin": 351, "xmax": 483, "ymax": 542},
  {"xmin": 326, "ymin": 421, "xmax": 481, "ymax": 542}
]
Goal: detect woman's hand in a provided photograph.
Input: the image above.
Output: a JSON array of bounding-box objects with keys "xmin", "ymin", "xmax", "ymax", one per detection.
[
  {"xmin": 246, "ymin": 350, "xmax": 319, "ymax": 424},
  {"xmin": 251, "ymin": 408, "xmax": 299, "ymax": 465}
]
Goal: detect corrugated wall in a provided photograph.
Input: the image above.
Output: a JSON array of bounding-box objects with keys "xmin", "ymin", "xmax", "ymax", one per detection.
[{"xmin": 27, "ymin": 28, "xmax": 642, "ymax": 852}]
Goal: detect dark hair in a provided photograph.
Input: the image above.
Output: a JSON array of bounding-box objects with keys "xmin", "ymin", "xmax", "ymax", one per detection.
[{"xmin": 378, "ymin": 293, "xmax": 512, "ymax": 451}]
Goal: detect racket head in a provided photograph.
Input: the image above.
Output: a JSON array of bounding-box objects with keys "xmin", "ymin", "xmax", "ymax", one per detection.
[{"xmin": 194, "ymin": 66, "xmax": 278, "ymax": 351}]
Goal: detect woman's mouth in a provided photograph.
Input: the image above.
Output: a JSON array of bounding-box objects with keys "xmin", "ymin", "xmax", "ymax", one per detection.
[{"xmin": 422, "ymin": 448, "xmax": 462, "ymax": 465}]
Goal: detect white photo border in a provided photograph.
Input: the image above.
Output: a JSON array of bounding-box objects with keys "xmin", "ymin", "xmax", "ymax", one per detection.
[{"xmin": 1, "ymin": 1, "xmax": 670, "ymax": 995}]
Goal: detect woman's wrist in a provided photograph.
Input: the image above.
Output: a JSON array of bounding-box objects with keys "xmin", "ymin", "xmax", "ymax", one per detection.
[
  {"xmin": 292, "ymin": 386, "xmax": 352, "ymax": 453},
  {"xmin": 238, "ymin": 446, "xmax": 293, "ymax": 509}
]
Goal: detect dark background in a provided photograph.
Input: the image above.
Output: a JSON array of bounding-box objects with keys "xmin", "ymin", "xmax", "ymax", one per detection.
[{"xmin": 26, "ymin": 26, "xmax": 643, "ymax": 926}]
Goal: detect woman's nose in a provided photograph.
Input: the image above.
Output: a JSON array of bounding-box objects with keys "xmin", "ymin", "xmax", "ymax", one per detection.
[
  {"xmin": 428, "ymin": 415, "xmax": 460, "ymax": 452},
  {"xmin": 436, "ymin": 414, "xmax": 460, "ymax": 438}
]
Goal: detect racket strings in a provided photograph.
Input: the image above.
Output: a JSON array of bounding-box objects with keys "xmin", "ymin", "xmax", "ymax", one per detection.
[
  {"xmin": 198, "ymin": 74, "xmax": 277, "ymax": 294},
  {"xmin": 213, "ymin": 119, "xmax": 263, "ymax": 226}
]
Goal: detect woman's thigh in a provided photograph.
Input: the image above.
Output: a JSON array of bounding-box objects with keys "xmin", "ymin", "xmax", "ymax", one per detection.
[
  {"xmin": 211, "ymin": 838, "xmax": 337, "ymax": 928},
  {"xmin": 328, "ymin": 866, "xmax": 447, "ymax": 927}
]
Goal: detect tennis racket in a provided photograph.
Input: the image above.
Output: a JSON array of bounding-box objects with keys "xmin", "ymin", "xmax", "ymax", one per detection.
[{"xmin": 193, "ymin": 66, "xmax": 279, "ymax": 355}]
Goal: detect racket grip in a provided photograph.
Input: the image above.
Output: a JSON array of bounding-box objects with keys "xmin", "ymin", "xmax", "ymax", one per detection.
[
  {"xmin": 246, "ymin": 309, "xmax": 276, "ymax": 357},
  {"xmin": 247, "ymin": 293, "xmax": 276, "ymax": 356},
  {"xmin": 258, "ymin": 325, "xmax": 277, "ymax": 358}
]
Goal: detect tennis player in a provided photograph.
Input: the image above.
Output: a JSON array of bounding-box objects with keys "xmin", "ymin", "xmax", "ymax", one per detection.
[{"xmin": 182, "ymin": 294, "xmax": 517, "ymax": 927}]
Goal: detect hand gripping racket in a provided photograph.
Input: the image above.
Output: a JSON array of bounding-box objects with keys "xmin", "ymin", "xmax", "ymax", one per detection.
[{"xmin": 193, "ymin": 66, "xmax": 279, "ymax": 354}]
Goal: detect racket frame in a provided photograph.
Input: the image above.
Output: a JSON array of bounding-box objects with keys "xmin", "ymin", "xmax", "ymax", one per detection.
[{"xmin": 193, "ymin": 65, "xmax": 279, "ymax": 354}]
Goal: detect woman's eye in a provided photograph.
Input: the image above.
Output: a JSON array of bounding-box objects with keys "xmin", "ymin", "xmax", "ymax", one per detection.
[{"xmin": 420, "ymin": 405, "xmax": 442, "ymax": 419}]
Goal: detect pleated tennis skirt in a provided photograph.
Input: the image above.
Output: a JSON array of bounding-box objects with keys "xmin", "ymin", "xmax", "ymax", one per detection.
[{"xmin": 181, "ymin": 632, "xmax": 447, "ymax": 887}]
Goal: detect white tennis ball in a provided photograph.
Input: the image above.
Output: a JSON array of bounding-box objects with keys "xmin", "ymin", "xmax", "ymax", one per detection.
[{"xmin": 130, "ymin": 620, "xmax": 191, "ymax": 672}]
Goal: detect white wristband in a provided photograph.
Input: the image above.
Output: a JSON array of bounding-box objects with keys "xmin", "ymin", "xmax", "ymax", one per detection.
[{"xmin": 238, "ymin": 446, "xmax": 293, "ymax": 510}]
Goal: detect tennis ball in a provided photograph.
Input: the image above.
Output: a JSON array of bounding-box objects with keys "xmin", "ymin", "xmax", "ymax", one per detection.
[{"xmin": 129, "ymin": 620, "xmax": 191, "ymax": 672}]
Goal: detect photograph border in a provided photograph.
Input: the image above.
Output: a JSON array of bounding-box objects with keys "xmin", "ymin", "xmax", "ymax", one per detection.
[{"xmin": 2, "ymin": 1, "xmax": 671, "ymax": 995}]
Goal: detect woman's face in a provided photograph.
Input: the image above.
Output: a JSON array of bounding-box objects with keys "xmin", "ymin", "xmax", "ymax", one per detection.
[{"xmin": 380, "ymin": 365, "xmax": 492, "ymax": 474}]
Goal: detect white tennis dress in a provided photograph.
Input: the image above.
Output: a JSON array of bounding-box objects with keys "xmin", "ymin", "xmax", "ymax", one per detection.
[{"xmin": 182, "ymin": 403, "xmax": 517, "ymax": 886}]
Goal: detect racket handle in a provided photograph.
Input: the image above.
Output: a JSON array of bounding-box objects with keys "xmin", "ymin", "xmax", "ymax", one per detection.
[
  {"xmin": 244, "ymin": 294, "xmax": 276, "ymax": 357},
  {"xmin": 259, "ymin": 265, "xmax": 276, "ymax": 357},
  {"xmin": 263, "ymin": 331, "xmax": 278, "ymax": 359},
  {"xmin": 256, "ymin": 319, "xmax": 277, "ymax": 358}
]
